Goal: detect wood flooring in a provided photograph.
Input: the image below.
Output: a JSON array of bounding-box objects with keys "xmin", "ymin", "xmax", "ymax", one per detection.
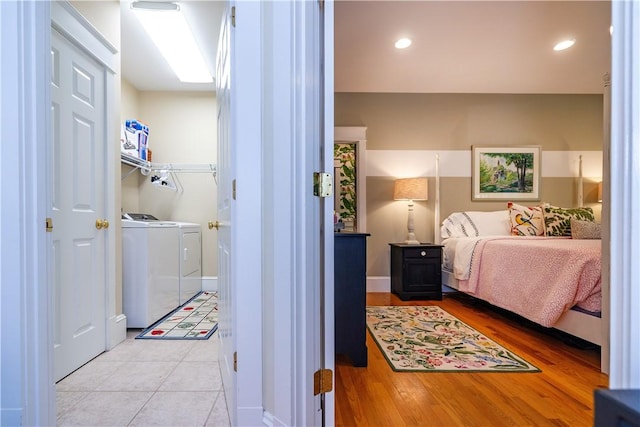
[{"xmin": 335, "ymin": 292, "xmax": 608, "ymax": 427}]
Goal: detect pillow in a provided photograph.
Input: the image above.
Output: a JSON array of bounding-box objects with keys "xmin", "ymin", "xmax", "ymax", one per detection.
[
  {"xmin": 543, "ymin": 205, "xmax": 595, "ymax": 237},
  {"xmin": 507, "ymin": 202, "xmax": 545, "ymax": 236},
  {"xmin": 441, "ymin": 210, "xmax": 510, "ymax": 239},
  {"xmin": 571, "ymin": 218, "xmax": 601, "ymax": 239}
]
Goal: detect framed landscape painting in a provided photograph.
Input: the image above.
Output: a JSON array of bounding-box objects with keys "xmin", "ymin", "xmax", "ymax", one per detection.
[{"xmin": 472, "ymin": 146, "xmax": 541, "ymax": 201}]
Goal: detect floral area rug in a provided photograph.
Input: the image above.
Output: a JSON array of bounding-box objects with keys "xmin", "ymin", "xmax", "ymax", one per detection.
[
  {"xmin": 136, "ymin": 291, "xmax": 218, "ymax": 340},
  {"xmin": 366, "ymin": 306, "xmax": 539, "ymax": 372}
]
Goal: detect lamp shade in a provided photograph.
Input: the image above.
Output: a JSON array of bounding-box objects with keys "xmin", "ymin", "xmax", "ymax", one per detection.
[{"xmin": 394, "ymin": 178, "xmax": 428, "ymax": 201}]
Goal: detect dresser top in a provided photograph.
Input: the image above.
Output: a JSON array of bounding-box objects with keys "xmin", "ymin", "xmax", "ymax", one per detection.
[{"xmin": 335, "ymin": 232, "xmax": 371, "ymax": 237}]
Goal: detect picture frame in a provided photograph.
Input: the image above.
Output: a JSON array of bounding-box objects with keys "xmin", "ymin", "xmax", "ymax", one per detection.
[{"xmin": 472, "ymin": 145, "xmax": 541, "ymax": 201}]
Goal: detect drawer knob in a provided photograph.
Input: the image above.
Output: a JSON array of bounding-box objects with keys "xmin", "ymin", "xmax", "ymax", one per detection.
[{"xmin": 421, "ymin": 251, "xmax": 426, "ymax": 256}]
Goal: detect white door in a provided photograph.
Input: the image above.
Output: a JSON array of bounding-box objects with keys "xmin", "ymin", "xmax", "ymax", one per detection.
[
  {"xmin": 216, "ymin": 2, "xmax": 264, "ymax": 424},
  {"xmin": 51, "ymin": 27, "xmax": 107, "ymax": 382},
  {"xmin": 215, "ymin": 2, "xmax": 236, "ymax": 423}
]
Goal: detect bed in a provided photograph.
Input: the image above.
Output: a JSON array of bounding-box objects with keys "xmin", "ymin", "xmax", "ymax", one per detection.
[{"xmin": 440, "ymin": 208, "xmax": 603, "ymax": 346}]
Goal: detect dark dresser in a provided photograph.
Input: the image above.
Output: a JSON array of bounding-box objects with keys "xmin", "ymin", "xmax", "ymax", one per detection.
[{"xmin": 334, "ymin": 232, "xmax": 370, "ymax": 367}]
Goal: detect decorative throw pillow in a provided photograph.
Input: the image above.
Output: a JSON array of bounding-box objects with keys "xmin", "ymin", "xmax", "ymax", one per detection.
[
  {"xmin": 571, "ymin": 218, "xmax": 602, "ymax": 239},
  {"xmin": 543, "ymin": 205, "xmax": 595, "ymax": 237},
  {"xmin": 507, "ymin": 202, "xmax": 545, "ymax": 236},
  {"xmin": 441, "ymin": 210, "xmax": 510, "ymax": 239}
]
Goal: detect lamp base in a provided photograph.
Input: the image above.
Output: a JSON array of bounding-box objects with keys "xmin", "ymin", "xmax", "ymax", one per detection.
[
  {"xmin": 404, "ymin": 230, "xmax": 420, "ymax": 245},
  {"xmin": 404, "ymin": 239, "xmax": 421, "ymax": 245}
]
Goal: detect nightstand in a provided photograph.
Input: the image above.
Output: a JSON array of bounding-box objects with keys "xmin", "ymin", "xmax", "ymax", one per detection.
[{"xmin": 389, "ymin": 243, "xmax": 443, "ymax": 301}]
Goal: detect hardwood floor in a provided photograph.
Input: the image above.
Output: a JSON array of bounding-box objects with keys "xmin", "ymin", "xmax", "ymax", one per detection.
[{"xmin": 335, "ymin": 292, "xmax": 608, "ymax": 427}]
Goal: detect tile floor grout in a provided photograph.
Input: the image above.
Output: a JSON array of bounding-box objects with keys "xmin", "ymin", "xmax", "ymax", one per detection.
[{"xmin": 56, "ymin": 330, "xmax": 230, "ymax": 427}]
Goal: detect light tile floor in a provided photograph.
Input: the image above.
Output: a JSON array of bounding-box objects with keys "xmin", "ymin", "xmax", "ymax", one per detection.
[{"xmin": 56, "ymin": 330, "xmax": 230, "ymax": 427}]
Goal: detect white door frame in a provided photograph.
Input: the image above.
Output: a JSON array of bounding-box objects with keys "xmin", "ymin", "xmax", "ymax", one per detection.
[
  {"xmin": 322, "ymin": 1, "xmax": 336, "ymax": 423},
  {"xmin": 254, "ymin": 1, "xmax": 332, "ymax": 425},
  {"xmin": 0, "ymin": 1, "xmax": 53, "ymax": 425},
  {"xmin": 608, "ymin": 0, "xmax": 640, "ymax": 388}
]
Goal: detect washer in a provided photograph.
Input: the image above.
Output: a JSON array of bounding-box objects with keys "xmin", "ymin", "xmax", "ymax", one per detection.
[
  {"xmin": 174, "ymin": 221, "xmax": 202, "ymax": 305},
  {"xmin": 122, "ymin": 214, "xmax": 180, "ymax": 328}
]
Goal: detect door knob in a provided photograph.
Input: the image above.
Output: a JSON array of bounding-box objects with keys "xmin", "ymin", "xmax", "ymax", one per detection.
[
  {"xmin": 208, "ymin": 221, "xmax": 220, "ymax": 230},
  {"xmin": 95, "ymin": 219, "xmax": 109, "ymax": 229}
]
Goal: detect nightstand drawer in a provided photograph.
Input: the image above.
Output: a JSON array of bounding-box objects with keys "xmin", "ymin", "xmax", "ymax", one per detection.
[{"xmin": 403, "ymin": 247, "xmax": 440, "ymax": 259}]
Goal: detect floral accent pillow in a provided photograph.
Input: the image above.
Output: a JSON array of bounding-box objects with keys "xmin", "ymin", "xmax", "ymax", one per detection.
[
  {"xmin": 570, "ymin": 218, "xmax": 601, "ymax": 239},
  {"xmin": 543, "ymin": 205, "xmax": 595, "ymax": 237},
  {"xmin": 507, "ymin": 202, "xmax": 545, "ymax": 236}
]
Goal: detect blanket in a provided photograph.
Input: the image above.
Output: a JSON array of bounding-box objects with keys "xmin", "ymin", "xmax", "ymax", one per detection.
[{"xmin": 455, "ymin": 236, "xmax": 601, "ymax": 327}]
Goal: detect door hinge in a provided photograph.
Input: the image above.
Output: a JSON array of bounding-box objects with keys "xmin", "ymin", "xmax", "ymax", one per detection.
[
  {"xmin": 313, "ymin": 368, "xmax": 333, "ymax": 395},
  {"xmin": 231, "ymin": 6, "xmax": 236, "ymax": 27},
  {"xmin": 232, "ymin": 179, "xmax": 237, "ymax": 200},
  {"xmin": 45, "ymin": 217, "xmax": 53, "ymax": 232},
  {"xmin": 233, "ymin": 351, "xmax": 238, "ymax": 372},
  {"xmin": 313, "ymin": 172, "xmax": 333, "ymax": 197}
]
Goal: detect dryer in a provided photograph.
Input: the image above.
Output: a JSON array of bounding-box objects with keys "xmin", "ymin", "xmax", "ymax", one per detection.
[
  {"xmin": 122, "ymin": 214, "xmax": 180, "ymax": 328},
  {"xmin": 174, "ymin": 222, "xmax": 202, "ymax": 305}
]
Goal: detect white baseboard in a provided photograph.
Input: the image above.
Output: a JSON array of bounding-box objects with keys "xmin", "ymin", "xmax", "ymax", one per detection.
[
  {"xmin": 202, "ymin": 276, "xmax": 218, "ymax": 292},
  {"xmin": 107, "ymin": 314, "xmax": 127, "ymax": 349},
  {"xmin": 262, "ymin": 410, "xmax": 287, "ymax": 427},
  {"xmin": 367, "ymin": 276, "xmax": 390, "ymax": 293}
]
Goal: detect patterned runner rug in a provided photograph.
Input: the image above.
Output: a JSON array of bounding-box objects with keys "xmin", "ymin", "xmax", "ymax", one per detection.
[
  {"xmin": 136, "ymin": 291, "xmax": 218, "ymax": 340},
  {"xmin": 366, "ymin": 306, "xmax": 539, "ymax": 372}
]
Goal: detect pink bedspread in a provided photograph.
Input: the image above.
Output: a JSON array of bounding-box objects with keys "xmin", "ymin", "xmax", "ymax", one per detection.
[{"xmin": 458, "ymin": 237, "xmax": 601, "ymax": 327}]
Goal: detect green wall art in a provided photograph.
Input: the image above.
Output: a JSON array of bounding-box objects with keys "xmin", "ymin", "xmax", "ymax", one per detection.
[
  {"xmin": 472, "ymin": 145, "xmax": 541, "ymax": 201},
  {"xmin": 334, "ymin": 143, "xmax": 357, "ymax": 230}
]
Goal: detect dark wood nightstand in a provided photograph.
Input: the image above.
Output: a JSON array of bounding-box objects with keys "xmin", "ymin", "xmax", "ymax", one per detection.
[{"xmin": 389, "ymin": 243, "xmax": 443, "ymax": 301}]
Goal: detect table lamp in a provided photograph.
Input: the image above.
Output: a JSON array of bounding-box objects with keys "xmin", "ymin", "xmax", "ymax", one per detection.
[{"xmin": 394, "ymin": 177, "xmax": 428, "ymax": 244}]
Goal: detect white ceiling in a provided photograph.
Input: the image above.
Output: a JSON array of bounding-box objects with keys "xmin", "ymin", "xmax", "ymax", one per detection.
[{"xmin": 121, "ymin": 1, "xmax": 612, "ymax": 94}]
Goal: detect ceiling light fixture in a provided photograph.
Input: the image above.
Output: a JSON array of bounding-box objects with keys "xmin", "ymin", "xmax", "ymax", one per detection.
[
  {"xmin": 553, "ymin": 39, "xmax": 576, "ymax": 51},
  {"xmin": 395, "ymin": 38, "xmax": 412, "ymax": 49},
  {"xmin": 131, "ymin": 1, "xmax": 213, "ymax": 83}
]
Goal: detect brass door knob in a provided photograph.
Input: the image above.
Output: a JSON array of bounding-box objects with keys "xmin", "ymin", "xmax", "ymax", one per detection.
[
  {"xmin": 95, "ymin": 219, "xmax": 109, "ymax": 229},
  {"xmin": 208, "ymin": 221, "xmax": 220, "ymax": 230}
]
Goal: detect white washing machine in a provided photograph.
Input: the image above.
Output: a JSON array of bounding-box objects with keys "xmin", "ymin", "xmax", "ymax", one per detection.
[
  {"xmin": 174, "ymin": 222, "xmax": 202, "ymax": 305},
  {"xmin": 122, "ymin": 214, "xmax": 180, "ymax": 328}
]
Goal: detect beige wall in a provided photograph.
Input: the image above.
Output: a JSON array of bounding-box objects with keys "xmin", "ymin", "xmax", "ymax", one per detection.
[
  {"xmin": 336, "ymin": 93, "xmax": 603, "ymax": 150},
  {"xmin": 121, "ymin": 79, "xmax": 141, "ymax": 212},
  {"xmin": 70, "ymin": 1, "xmax": 120, "ymax": 48},
  {"xmin": 120, "ymin": 90, "xmax": 218, "ymax": 276},
  {"xmin": 336, "ymin": 93, "xmax": 604, "ymax": 276}
]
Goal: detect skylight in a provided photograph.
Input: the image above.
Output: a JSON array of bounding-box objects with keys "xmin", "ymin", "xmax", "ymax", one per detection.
[{"xmin": 131, "ymin": 1, "xmax": 213, "ymax": 83}]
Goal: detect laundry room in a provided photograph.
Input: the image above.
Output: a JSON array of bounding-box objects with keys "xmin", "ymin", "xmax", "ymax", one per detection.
[{"xmin": 118, "ymin": 0, "xmax": 221, "ymax": 293}]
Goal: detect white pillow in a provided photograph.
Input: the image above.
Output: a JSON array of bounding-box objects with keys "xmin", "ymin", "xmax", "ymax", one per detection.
[{"xmin": 441, "ymin": 210, "xmax": 510, "ymax": 239}]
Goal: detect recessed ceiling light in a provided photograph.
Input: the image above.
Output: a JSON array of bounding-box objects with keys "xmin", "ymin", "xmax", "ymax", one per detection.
[
  {"xmin": 395, "ymin": 38, "xmax": 412, "ymax": 49},
  {"xmin": 553, "ymin": 39, "xmax": 575, "ymax": 51}
]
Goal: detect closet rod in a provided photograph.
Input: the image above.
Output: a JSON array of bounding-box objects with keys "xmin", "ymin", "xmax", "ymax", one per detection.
[{"xmin": 121, "ymin": 153, "xmax": 217, "ymax": 176}]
